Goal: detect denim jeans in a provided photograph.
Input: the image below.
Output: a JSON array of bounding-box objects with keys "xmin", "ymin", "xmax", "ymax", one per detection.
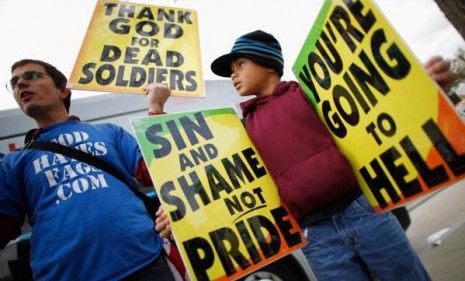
[
  {"xmin": 122, "ymin": 254, "xmax": 175, "ymax": 281},
  {"xmin": 301, "ymin": 195, "xmax": 431, "ymax": 281}
]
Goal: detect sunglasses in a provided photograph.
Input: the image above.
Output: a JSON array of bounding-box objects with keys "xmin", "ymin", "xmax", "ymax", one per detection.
[{"xmin": 6, "ymin": 71, "xmax": 47, "ymax": 92}]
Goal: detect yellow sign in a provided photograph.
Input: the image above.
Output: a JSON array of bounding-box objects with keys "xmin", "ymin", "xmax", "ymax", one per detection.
[
  {"xmin": 69, "ymin": 0, "xmax": 204, "ymax": 97},
  {"xmin": 293, "ymin": 0, "xmax": 465, "ymax": 212},
  {"xmin": 131, "ymin": 108, "xmax": 306, "ymax": 281}
]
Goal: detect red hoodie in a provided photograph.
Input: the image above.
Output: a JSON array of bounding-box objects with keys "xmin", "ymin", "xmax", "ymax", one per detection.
[{"xmin": 240, "ymin": 81, "xmax": 359, "ymax": 220}]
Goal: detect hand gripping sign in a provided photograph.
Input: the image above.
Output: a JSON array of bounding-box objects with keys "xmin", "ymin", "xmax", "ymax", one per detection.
[
  {"xmin": 131, "ymin": 108, "xmax": 306, "ymax": 281},
  {"xmin": 69, "ymin": 0, "xmax": 205, "ymax": 97},
  {"xmin": 293, "ymin": 0, "xmax": 465, "ymax": 213}
]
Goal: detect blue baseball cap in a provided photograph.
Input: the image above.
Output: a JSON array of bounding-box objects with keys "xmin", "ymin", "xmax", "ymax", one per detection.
[{"xmin": 211, "ymin": 30, "xmax": 284, "ymax": 77}]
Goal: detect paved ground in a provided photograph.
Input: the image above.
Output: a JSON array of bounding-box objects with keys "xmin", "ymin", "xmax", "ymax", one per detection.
[{"xmin": 406, "ymin": 181, "xmax": 465, "ymax": 281}]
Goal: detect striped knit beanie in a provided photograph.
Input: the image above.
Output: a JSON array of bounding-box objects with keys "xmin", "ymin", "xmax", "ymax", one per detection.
[{"xmin": 211, "ymin": 30, "xmax": 284, "ymax": 77}]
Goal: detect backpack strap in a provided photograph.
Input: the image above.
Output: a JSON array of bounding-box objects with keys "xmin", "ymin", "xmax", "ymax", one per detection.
[{"xmin": 26, "ymin": 141, "xmax": 159, "ymax": 218}]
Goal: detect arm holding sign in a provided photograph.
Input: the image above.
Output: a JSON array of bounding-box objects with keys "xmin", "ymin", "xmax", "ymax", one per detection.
[
  {"xmin": 142, "ymin": 82, "xmax": 171, "ymax": 218},
  {"xmin": 144, "ymin": 84, "xmax": 173, "ymax": 237},
  {"xmin": 145, "ymin": 83, "xmax": 171, "ymax": 115},
  {"xmin": 144, "ymin": 88, "xmax": 189, "ymax": 281},
  {"xmin": 146, "ymin": 83, "xmax": 173, "ymax": 238},
  {"xmin": 135, "ymin": 83, "xmax": 172, "ymax": 187}
]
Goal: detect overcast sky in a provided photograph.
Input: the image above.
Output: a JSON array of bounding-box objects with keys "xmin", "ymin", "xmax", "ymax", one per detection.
[{"xmin": 0, "ymin": 0, "xmax": 464, "ymax": 111}]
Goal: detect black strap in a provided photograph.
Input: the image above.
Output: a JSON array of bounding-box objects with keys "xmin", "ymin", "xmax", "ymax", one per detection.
[{"xmin": 26, "ymin": 141, "xmax": 159, "ymax": 218}]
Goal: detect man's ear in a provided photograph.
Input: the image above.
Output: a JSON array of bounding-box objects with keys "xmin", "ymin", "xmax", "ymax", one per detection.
[{"xmin": 59, "ymin": 87, "xmax": 71, "ymax": 99}]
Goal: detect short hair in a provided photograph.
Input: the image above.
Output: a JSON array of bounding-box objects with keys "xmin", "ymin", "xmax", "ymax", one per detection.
[{"xmin": 11, "ymin": 59, "xmax": 71, "ymax": 112}]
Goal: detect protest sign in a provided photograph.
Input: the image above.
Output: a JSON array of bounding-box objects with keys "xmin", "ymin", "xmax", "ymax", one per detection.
[
  {"xmin": 131, "ymin": 107, "xmax": 306, "ymax": 281},
  {"xmin": 293, "ymin": 0, "xmax": 465, "ymax": 212},
  {"xmin": 69, "ymin": 0, "xmax": 204, "ymax": 97}
]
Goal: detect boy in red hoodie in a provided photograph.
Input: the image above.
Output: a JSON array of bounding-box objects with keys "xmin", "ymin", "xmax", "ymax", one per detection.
[{"xmin": 208, "ymin": 30, "xmax": 454, "ymax": 281}]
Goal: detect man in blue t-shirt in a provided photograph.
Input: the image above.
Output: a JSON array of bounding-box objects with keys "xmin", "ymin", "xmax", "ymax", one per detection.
[{"xmin": 0, "ymin": 59, "xmax": 175, "ymax": 281}]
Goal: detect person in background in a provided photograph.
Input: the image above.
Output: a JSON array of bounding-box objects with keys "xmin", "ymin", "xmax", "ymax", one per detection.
[{"xmin": 0, "ymin": 59, "xmax": 174, "ymax": 281}]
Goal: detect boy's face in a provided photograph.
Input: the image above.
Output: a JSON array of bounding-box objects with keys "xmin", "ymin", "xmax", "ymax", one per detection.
[{"xmin": 230, "ymin": 57, "xmax": 273, "ymax": 97}]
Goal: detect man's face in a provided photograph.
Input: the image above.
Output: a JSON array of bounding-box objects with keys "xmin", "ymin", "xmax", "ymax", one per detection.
[
  {"xmin": 230, "ymin": 57, "xmax": 272, "ymax": 97},
  {"xmin": 11, "ymin": 63, "xmax": 68, "ymax": 117}
]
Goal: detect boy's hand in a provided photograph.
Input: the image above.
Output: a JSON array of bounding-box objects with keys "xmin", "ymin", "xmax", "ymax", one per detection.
[
  {"xmin": 155, "ymin": 206, "xmax": 172, "ymax": 238},
  {"xmin": 425, "ymin": 56, "xmax": 457, "ymax": 92},
  {"xmin": 144, "ymin": 83, "xmax": 171, "ymax": 114}
]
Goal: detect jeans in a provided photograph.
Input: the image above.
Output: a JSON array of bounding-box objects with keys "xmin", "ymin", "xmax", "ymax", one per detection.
[
  {"xmin": 301, "ymin": 195, "xmax": 431, "ymax": 281},
  {"xmin": 122, "ymin": 254, "xmax": 175, "ymax": 281}
]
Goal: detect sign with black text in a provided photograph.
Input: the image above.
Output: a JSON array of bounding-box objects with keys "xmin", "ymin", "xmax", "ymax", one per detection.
[
  {"xmin": 131, "ymin": 108, "xmax": 306, "ymax": 281},
  {"xmin": 69, "ymin": 0, "xmax": 204, "ymax": 97},
  {"xmin": 293, "ymin": 0, "xmax": 465, "ymax": 212}
]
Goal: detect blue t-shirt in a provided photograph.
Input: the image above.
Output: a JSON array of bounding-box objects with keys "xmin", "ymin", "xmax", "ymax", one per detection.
[{"xmin": 0, "ymin": 120, "xmax": 162, "ymax": 281}]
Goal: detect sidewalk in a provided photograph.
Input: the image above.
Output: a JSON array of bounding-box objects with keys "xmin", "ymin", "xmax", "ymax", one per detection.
[{"xmin": 406, "ymin": 181, "xmax": 465, "ymax": 281}]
